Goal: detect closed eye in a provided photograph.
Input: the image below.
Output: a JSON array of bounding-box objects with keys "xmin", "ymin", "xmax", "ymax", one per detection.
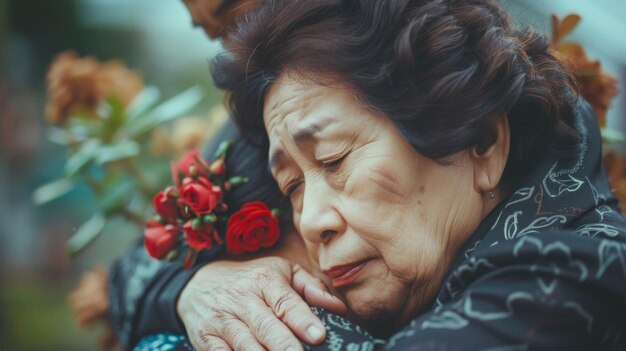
[
  {"xmin": 285, "ymin": 180, "xmax": 303, "ymax": 197},
  {"xmin": 322, "ymin": 154, "xmax": 347, "ymax": 172}
]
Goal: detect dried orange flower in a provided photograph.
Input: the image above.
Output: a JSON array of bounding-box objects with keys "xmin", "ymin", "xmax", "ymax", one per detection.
[
  {"xmin": 603, "ymin": 152, "xmax": 626, "ymax": 214},
  {"xmin": 68, "ymin": 266, "xmax": 109, "ymax": 327},
  {"xmin": 550, "ymin": 14, "xmax": 619, "ymax": 127},
  {"xmin": 149, "ymin": 106, "xmax": 228, "ymax": 157},
  {"xmin": 68, "ymin": 266, "xmax": 121, "ymax": 350},
  {"xmin": 45, "ymin": 51, "xmax": 143, "ymax": 124}
]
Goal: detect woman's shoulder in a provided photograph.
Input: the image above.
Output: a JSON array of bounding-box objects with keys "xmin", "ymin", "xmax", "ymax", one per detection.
[{"xmin": 441, "ymin": 226, "xmax": 626, "ymax": 305}]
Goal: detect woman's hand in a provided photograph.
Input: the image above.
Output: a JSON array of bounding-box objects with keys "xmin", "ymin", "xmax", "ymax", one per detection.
[{"xmin": 177, "ymin": 257, "xmax": 347, "ymax": 351}]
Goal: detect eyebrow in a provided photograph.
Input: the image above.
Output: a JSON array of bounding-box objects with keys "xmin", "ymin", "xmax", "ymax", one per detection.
[
  {"xmin": 292, "ymin": 117, "xmax": 336, "ymax": 144},
  {"xmin": 292, "ymin": 124, "xmax": 322, "ymax": 144},
  {"xmin": 268, "ymin": 117, "xmax": 337, "ymax": 171},
  {"xmin": 269, "ymin": 149, "xmax": 285, "ymax": 171}
]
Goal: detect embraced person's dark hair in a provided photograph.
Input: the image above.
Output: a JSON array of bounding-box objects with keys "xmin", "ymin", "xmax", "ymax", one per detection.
[{"xmin": 214, "ymin": 0, "xmax": 579, "ymax": 185}]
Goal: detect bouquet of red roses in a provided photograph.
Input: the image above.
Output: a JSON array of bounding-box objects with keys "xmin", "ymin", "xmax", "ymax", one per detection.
[{"xmin": 144, "ymin": 143, "xmax": 281, "ymax": 268}]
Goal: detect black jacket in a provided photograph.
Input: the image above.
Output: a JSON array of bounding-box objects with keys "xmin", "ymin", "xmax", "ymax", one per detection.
[{"xmin": 110, "ymin": 102, "xmax": 626, "ymax": 350}]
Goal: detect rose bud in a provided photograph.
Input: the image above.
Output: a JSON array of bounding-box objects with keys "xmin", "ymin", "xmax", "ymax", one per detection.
[
  {"xmin": 144, "ymin": 219, "xmax": 178, "ymax": 259},
  {"xmin": 209, "ymin": 158, "xmax": 225, "ymax": 175},
  {"xmin": 226, "ymin": 201, "xmax": 280, "ymax": 254},
  {"xmin": 180, "ymin": 177, "xmax": 223, "ymax": 215},
  {"xmin": 152, "ymin": 189, "xmax": 180, "ymax": 224},
  {"xmin": 183, "ymin": 220, "xmax": 222, "ymax": 251},
  {"xmin": 176, "ymin": 149, "xmax": 210, "ymax": 178}
]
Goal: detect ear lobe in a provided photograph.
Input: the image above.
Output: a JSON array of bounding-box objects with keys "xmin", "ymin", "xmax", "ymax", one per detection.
[{"xmin": 471, "ymin": 117, "xmax": 511, "ymax": 193}]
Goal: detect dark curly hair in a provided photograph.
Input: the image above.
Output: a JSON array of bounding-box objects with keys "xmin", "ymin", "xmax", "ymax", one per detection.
[{"xmin": 212, "ymin": 0, "xmax": 580, "ymax": 184}]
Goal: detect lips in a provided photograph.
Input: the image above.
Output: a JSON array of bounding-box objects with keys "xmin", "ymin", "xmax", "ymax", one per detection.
[{"xmin": 322, "ymin": 259, "xmax": 370, "ymax": 288}]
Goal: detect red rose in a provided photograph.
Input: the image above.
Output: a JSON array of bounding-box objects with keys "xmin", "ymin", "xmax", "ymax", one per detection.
[
  {"xmin": 226, "ymin": 202, "xmax": 280, "ymax": 254},
  {"xmin": 177, "ymin": 149, "xmax": 209, "ymax": 178},
  {"xmin": 152, "ymin": 187, "xmax": 180, "ymax": 224},
  {"xmin": 144, "ymin": 219, "xmax": 178, "ymax": 259},
  {"xmin": 183, "ymin": 220, "xmax": 221, "ymax": 251},
  {"xmin": 180, "ymin": 177, "xmax": 222, "ymax": 215}
]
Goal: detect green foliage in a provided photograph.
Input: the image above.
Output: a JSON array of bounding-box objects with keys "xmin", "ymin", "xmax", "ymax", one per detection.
[
  {"xmin": 34, "ymin": 85, "xmax": 206, "ymax": 256},
  {"xmin": 32, "ymin": 178, "xmax": 75, "ymax": 205},
  {"xmin": 126, "ymin": 86, "xmax": 204, "ymax": 137},
  {"xmin": 66, "ymin": 213, "xmax": 107, "ymax": 257}
]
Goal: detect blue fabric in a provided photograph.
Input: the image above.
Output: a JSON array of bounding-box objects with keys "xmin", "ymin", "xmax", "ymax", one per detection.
[{"xmin": 133, "ymin": 334, "xmax": 193, "ymax": 351}]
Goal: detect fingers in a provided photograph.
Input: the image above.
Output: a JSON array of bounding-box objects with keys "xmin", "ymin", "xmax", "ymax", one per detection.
[
  {"xmin": 205, "ymin": 337, "xmax": 232, "ymax": 351},
  {"xmin": 192, "ymin": 319, "xmax": 260, "ymax": 351},
  {"xmin": 243, "ymin": 303, "xmax": 304, "ymax": 351},
  {"xmin": 179, "ymin": 259, "xmax": 329, "ymax": 351},
  {"xmin": 221, "ymin": 319, "xmax": 265, "ymax": 351},
  {"xmin": 292, "ymin": 265, "xmax": 348, "ymax": 315},
  {"xmin": 263, "ymin": 280, "xmax": 326, "ymax": 345},
  {"xmin": 193, "ymin": 335, "xmax": 233, "ymax": 351}
]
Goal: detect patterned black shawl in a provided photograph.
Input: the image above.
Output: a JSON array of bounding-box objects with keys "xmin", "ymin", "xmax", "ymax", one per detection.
[
  {"xmin": 304, "ymin": 102, "xmax": 626, "ymax": 350},
  {"xmin": 115, "ymin": 102, "xmax": 626, "ymax": 350}
]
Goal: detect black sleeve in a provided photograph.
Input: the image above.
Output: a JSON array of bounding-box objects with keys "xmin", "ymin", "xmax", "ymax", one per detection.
[{"xmin": 108, "ymin": 238, "xmax": 221, "ymax": 350}]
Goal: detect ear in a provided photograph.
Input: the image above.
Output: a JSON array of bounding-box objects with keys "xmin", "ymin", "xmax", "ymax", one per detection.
[{"xmin": 470, "ymin": 117, "xmax": 510, "ymax": 194}]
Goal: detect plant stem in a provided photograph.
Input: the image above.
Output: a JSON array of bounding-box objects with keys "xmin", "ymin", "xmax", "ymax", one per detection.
[
  {"xmin": 84, "ymin": 174, "xmax": 103, "ymax": 195},
  {"xmin": 118, "ymin": 207, "xmax": 145, "ymax": 227},
  {"xmin": 123, "ymin": 159, "xmax": 154, "ymax": 199}
]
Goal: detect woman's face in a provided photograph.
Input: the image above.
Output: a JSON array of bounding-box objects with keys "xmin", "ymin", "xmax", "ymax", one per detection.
[{"xmin": 263, "ymin": 74, "xmax": 489, "ymax": 326}]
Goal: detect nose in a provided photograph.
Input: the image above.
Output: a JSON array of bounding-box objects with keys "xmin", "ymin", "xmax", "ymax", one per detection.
[{"xmin": 297, "ymin": 177, "xmax": 345, "ymax": 244}]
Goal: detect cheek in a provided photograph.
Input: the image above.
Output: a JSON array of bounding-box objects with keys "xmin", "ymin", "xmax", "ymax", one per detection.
[
  {"xmin": 341, "ymin": 163, "xmax": 413, "ymax": 246},
  {"xmin": 292, "ymin": 210, "xmax": 318, "ymax": 253},
  {"xmin": 344, "ymin": 163, "xmax": 409, "ymax": 207}
]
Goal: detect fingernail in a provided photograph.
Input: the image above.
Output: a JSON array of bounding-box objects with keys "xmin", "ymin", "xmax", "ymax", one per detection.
[
  {"xmin": 285, "ymin": 347, "xmax": 298, "ymax": 351},
  {"xmin": 325, "ymin": 291, "xmax": 340, "ymax": 300},
  {"xmin": 307, "ymin": 325, "xmax": 324, "ymax": 341}
]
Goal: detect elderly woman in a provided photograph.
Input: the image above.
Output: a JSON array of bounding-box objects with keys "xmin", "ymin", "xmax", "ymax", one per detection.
[{"xmin": 111, "ymin": 0, "xmax": 626, "ymax": 350}]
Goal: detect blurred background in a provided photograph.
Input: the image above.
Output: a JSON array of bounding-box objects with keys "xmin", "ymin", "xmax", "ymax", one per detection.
[{"xmin": 0, "ymin": 0, "xmax": 624, "ymax": 350}]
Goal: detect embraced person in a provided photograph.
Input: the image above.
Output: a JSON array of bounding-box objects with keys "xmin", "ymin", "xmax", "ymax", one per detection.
[{"xmin": 110, "ymin": 0, "xmax": 626, "ymax": 350}]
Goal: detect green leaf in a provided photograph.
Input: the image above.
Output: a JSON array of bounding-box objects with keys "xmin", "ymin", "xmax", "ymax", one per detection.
[
  {"xmin": 227, "ymin": 176, "xmax": 249, "ymax": 186},
  {"xmin": 192, "ymin": 217, "xmax": 202, "ymax": 230},
  {"xmin": 214, "ymin": 141, "xmax": 231, "ymax": 159},
  {"xmin": 32, "ymin": 178, "xmax": 75, "ymax": 205},
  {"xmin": 203, "ymin": 214, "xmax": 217, "ymax": 224},
  {"xmin": 95, "ymin": 140, "xmax": 140, "ymax": 165},
  {"xmin": 47, "ymin": 127, "xmax": 82, "ymax": 145},
  {"xmin": 271, "ymin": 208, "xmax": 282, "ymax": 218},
  {"xmin": 166, "ymin": 249, "xmax": 180, "ymax": 262},
  {"xmin": 96, "ymin": 99, "xmax": 114, "ymax": 120},
  {"xmin": 65, "ymin": 139, "xmax": 101, "ymax": 177},
  {"xmin": 127, "ymin": 86, "xmax": 204, "ymax": 136},
  {"xmin": 67, "ymin": 116, "xmax": 103, "ymax": 139},
  {"xmin": 126, "ymin": 86, "xmax": 161, "ymax": 121},
  {"xmin": 67, "ymin": 213, "xmax": 107, "ymax": 257}
]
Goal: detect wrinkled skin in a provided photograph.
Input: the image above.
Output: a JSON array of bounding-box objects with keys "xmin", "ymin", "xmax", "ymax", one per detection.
[{"xmin": 178, "ymin": 257, "xmax": 347, "ymax": 351}]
